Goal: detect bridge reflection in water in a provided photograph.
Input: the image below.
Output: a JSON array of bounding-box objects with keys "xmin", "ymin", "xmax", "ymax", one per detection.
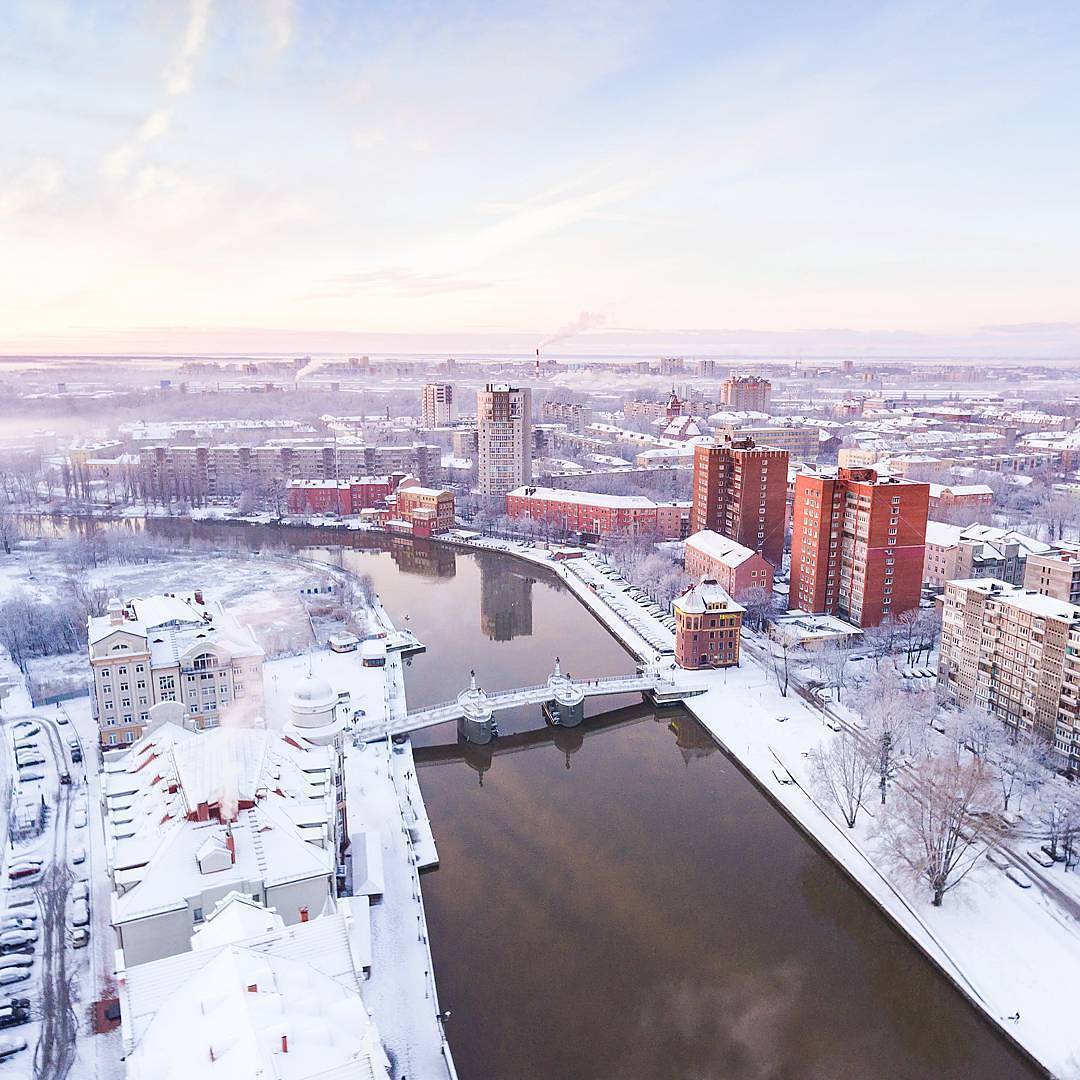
[{"xmin": 412, "ymin": 702, "xmax": 718, "ymax": 784}]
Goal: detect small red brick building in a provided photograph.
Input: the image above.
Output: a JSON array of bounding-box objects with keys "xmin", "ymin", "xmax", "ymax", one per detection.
[
  {"xmin": 505, "ymin": 486, "xmax": 690, "ymax": 540},
  {"xmin": 286, "ymin": 476, "xmax": 394, "ymax": 516},
  {"xmin": 673, "ymin": 580, "xmax": 744, "ymax": 669},
  {"xmin": 683, "ymin": 529, "xmax": 774, "ymax": 598}
]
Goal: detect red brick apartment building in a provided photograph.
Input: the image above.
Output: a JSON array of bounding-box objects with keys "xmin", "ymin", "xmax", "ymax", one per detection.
[
  {"xmin": 506, "ymin": 486, "xmax": 691, "ymax": 540},
  {"xmin": 286, "ymin": 476, "xmax": 394, "ymax": 515},
  {"xmin": 689, "ymin": 437, "xmax": 788, "ymax": 567},
  {"xmin": 790, "ymin": 467, "xmax": 929, "ymax": 627}
]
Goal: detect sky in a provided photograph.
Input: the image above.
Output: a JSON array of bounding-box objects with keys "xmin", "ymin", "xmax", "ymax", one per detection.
[{"xmin": 1, "ymin": 0, "xmax": 1079, "ymax": 356}]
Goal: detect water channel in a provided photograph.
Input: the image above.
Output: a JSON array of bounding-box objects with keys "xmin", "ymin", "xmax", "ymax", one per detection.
[{"xmin": 146, "ymin": 520, "xmax": 1040, "ymax": 1079}]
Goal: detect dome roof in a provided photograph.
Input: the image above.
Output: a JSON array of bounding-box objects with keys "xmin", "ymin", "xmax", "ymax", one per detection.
[{"xmin": 289, "ymin": 673, "xmax": 336, "ymax": 707}]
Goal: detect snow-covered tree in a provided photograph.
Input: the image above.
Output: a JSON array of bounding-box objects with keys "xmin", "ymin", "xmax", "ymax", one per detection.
[
  {"xmin": 810, "ymin": 729, "xmax": 876, "ymax": 828},
  {"xmin": 881, "ymin": 753, "xmax": 997, "ymax": 906}
]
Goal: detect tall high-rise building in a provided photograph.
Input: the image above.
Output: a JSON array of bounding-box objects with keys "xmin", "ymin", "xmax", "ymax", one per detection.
[
  {"xmin": 477, "ymin": 384, "xmax": 531, "ymax": 496},
  {"xmin": 789, "ymin": 467, "xmax": 929, "ymax": 628},
  {"xmin": 720, "ymin": 375, "xmax": 772, "ymax": 412},
  {"xmin": 689, "ymin": 437, "xmax": 788, "ymax": 567},
  {"xmin": 420, "ymin": 383, "xmax": 454, "ymax": 428}
]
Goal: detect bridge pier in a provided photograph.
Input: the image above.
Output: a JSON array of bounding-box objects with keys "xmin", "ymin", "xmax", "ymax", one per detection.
[
  {"xmin": 457, "ymin": 672, "xmax": 497, "ymax": 744},
  {"xmin": 544, "ymin": 657, "xmax": 586, "ymax": 727}
]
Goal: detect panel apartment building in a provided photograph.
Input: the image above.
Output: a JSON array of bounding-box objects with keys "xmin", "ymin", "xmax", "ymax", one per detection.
[
  {"xmin": 420, "ymin": 383, "xmax": 454, "ymax": 428},
  {"xmin": 689, "ymin": 437, "xmax": 788, "ymax": 567},
  {"xmin": 139, "ymin": 441, "xmax": 442, "ymax": 501},
  {"xmin": 939, "ymin": 579, "xmax": 1080, "ymax": 770},
  {"xmin": 720, "ymin": 375, "xmax": 772, "ymax": 412},
  {"xmin": 790, "ymin": 467, "xmax": 929, "ymax": 628},
  {"xmin": 478, "ymin": 384, "xmax": 531, "ymax": 496}
]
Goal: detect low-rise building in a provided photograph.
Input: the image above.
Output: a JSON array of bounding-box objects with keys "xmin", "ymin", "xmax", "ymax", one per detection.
[
  {"xmin": 673, "ymin": 580, "xmax": 744, "ymax": 669},
  {"xmin": 683, "ymin": 530, "xmax": 774, "ymax": 598},
  {"xmin": 286, "ymin": 476, "xmax": 395, "ymax": 515},
  {"xmin": 390, "ymin": 482, "xmax": 455, "ymax": 535},
  {"xmin": 927, "ymin": 482, "xmax": 994, "ymax": 517},
  {"xmin": 104, "ymin": 721, "xmax": 338, "ymax": 965},
  {"xmin": 88, "ymin": 593, "xmax": 264, "ymax": 748},
  {"xmin": 938, "ymin": 579, "xmax": 1080, "ymax": 769},
  {"xmin": 505, "ymin": 485, "xmax": 690, "ymax": 540}
]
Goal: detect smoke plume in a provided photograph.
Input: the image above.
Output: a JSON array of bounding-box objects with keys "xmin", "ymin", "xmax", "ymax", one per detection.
[{"xmin": 538, "ymin": 311, "xmax": 606, "ymax": 349}]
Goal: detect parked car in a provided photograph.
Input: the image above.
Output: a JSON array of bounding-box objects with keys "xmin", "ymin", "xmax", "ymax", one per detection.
[
  {"xmin": 71, "ymin": 928, "xmax": 89, "ymax": 950},
  {"xmin": 15, "ymin": 754, "xmax": 44, "ymax": 769},
  {"xmin": 12, "ymin": 723, "xmax": 39, "ymax": 738},
  {"xmin": 0, "ymin": 1036, "xmax": 28, "ymax": 1058},
  {"xmin": 16, "ymin": 771, "xmax": 44, "ymax": 784},
  {"xmin": 0, "ymin": 1002, "xmax": 29, "ymax": 1030},
  {"xmin": 69, "ymin": 899, "xmax": 89, "ymax": 928},
  {"xmin": 57, "ymin": 713, "xmax": 69, "ymax": 725},
  {"xmin": 0, "ymin": 919, "xmax": 35, "ymax": 934},
  {"xmin": 7, "ymin": 865, "xmax": 41, "ymax": 883},
  {"xmin": 73, "ymin": 809, "xmax": 87, "ymax": 829},
  {"xmin": 71, "ymin": 847, "xmax": 85, "ymax": 866},
  {"xmin": 12, "ymin": 742, "xmax": 37, "ymax": 753},
  {"xmin": 0, "ymin": 972, "xmax": 30, "ymax": 988},
  {"xmin": 0, "ymin": 958, "xmax": 33, "ymax": 971},
  {"xmin": 70, "ymin": 747, "xmax": 83, "ymax": 764},
  {"xmin": 0, "ymin": 931, "xmax": 38, "ymax": 951},
  {"xmin": 72, "ymin": 880, "xmax": 89, "ymax": 903}
]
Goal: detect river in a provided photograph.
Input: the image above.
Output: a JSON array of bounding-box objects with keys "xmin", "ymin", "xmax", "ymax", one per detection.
[{"xmin": 146, "ymin": 520, "xmax": 1039, "ymax": 1079}]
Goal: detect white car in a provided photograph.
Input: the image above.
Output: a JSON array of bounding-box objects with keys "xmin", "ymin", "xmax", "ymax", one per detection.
[
  {"xmin": 0, "ymin": 930, "xmax": 38, "ymax": 950},
  {"xmin": 16, "ymin": 771, "xmax": 44, "ymax": 784},
  {"xmin": 0, "ymin": 971, "xmax": 30, "ymax": 987},
  {"xmin": 0, "ymin": 957, "xmax": 33, "ymax": 971},
  {"xmin": 71, "ymin": 928, "xmax": 89, "ymax": 950},
  {"xmin": 12, "ymin": 723, "xmax": 39, "ymax": 738},
  {"xmin": 73, "ymin": 809, "xmax": 87, "ymax": 830},
  {"xmin": 0, "ymin": 1039, "xmax": 27, "ymax": 1061},
  {"xmin": 71, "ymin": 847, "xmax": 86, "ymax": 866},
  {"xmin": 69, "ymin": 899, "xmax": 89, "ymax": 928}
]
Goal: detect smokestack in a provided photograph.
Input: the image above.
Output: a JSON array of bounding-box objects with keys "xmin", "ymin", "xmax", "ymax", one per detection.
[{"xmin": 281, "ymin": 1034, "xmax": 288, "ymax": 1054}]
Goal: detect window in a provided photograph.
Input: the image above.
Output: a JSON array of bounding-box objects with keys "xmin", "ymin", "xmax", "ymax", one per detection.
[
  {"xmin": 193, "ymin": 907, "xmax": 204, "ymax": 924},
  {"xmin": 189, "ymin": 703, "xmax": 199, "ymax": 714},
  {"xmin": 159, "ymin": 675, "xmax": 175, "ymax": 692},
  {"xmin": 192, "ymin": 653, "xmax": 218, "ymax": 671},
  {"xmin": 108, "ymin": 733, "xmax": 117, "ymax": 746},
  {"xmin": 118, "ymin": 666, "xmax": 127, "ymax": 675}
]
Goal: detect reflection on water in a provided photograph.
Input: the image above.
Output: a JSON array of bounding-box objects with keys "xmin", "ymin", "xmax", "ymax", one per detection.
[
  {"xmin": 388, "ymin": 534, "xmax": 457, "ymax": 578},
  {"xmin": 140, "ymin": 520, "xmax": 1039, "ymax": 1080},
  {"xmin": 480, "ymin": 558, "xmax": 535, "ymax": 641}
]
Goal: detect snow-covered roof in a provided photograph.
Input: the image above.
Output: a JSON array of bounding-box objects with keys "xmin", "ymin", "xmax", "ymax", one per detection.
[
  {"xmin": 124, "ymin": 932, "xmax": 389, "ymax": 1079},
  {"xmin": 192, "ymin": 891, "xmax": 285, "ymax": 952},
  {"xmin": 673, "ymin": 581, "xmax": 745, "ymax": 615},
  {"xmin": 507, "ymin": 486, "xmax": 657, "ymax": 510},
  {"xmin": 946, "ymin": 579, "xmax": 1080, "ymax": 622},
  {"xmin": 684, "ymin": 530, "xmax": 761, "ymax": 569},
  {"xmin": 928, "ymin": 483, "xmax": 994, "ymax": 498}
]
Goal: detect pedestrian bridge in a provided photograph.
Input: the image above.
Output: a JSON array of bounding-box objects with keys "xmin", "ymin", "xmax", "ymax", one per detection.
[{"xmin": 354, "ymin": 659, "xmax": 705, "ymax": 744}]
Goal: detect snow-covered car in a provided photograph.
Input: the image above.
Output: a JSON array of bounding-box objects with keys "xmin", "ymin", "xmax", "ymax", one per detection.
[
  {"xmin": 0, "ymin": 957, "xmax": 33, "ymax": 971},
  {"xmin": 6, "ymin": 864, "xmax": 41, "ymax": 883},
  {"xmin": 71, "ymin": 928, "xmax": 89, "ymax": 950},
  {"xmin": 16, "ymin": 770, "xmax": 44, "ymax": 784},
  {"xmin": 0, "ymin": 919, "xmax": 35, "ymax": 934},
  {"xmin": 0, "ymin": 971, "xmax": 30, "ymax": 988},
  {"xmin": 1006, "ymin": 867, "xmax": 1033, "ymax": 889},
  {"xmin": 15, "ymin": 753, "xmax": 44, "ymax": 769},
  {"xmin": 12, "ymin": 741, "xmax": 37, "ymax": 753},
  {"xmin": 1027, "ymin": 849, "xmax": 1055, "ymax": 869},
  {"xmin": 12, "ymin": 723, "xmax": 39, "ymax": 737},
  {"xmin": 57, "ymin": 713, "xmax": 69, "ymax": 725},
  {"xmin": 0, "ymin": 1003, "xmax": 29, "ymax": 1030},
  {"xmin": 72, "ymin": 880, "xmax": 89, "ymax": 903},
  {"xmin": 71, "ymin": 847, "xmax": 85, "ymax": 866},
  {"xmin": 0, "ymin": 931, "xmax": 38, "ymax": 951},
  {"xmin": 69, "ymin": 899, "xmax": 89, "ymax": 928},
  {"xmin": 0, "ymin": 1036, "xmax": 28, "ymax": 1059},
  {"xmin": 73, "ymin": 809, "xmax": 87, "ymax": 829}
]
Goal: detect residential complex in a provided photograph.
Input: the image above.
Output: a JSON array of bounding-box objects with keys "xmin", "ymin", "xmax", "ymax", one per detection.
[
  {"xmin": 506, "ymin": 485, "xmax": 691, "ymax": 540},
  {"xmin": 477, "ymin": 384, "xmax": 532, "ymax": 496},
  {"xmin": 541, "ymin": 399, "xmax": 594, "ymax": 433},
  {"xmin": 789, "ymin": 467, "xmax": 929, "ymax": 627},
  {"xmin": 87, "ymin": 592, "xmax": 265, "ymax": 747},
  {"xmin": 673, "ymin": 580, "xmax": 744, "ymax": 669},
  {"xmin": 1024, "ymin": 547, "xmax": 1080, "ymax": 604},
  {"xmin": 683, "ymin": 529, "xmax": 774, "ymax": 598},
  {"xmin": 720, "ymin": 375, "xmax": 772, "ymax": 412},
  {"xmin": 689, "ymin": 437, "xmax": 788, "ymax": 567},
  {"xmin": 421, "ymin": 383, "xmax": 455, "ymax": 428},
  {"xmin": 923, "ymin": 522, "xmax": 1052, "ymax": 590},
  {"xmin": 939, "ymin": 579, "xmax": 1080, "ymax": 769}
]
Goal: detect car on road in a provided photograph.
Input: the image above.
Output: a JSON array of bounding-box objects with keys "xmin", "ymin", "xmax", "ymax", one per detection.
[
  {"xmin": 57, "ymin": 713, "xmax": 69, "ymax": 725},
  {"xmin": 0, "ymin": 972, "xmax": 29, "ymax": 989},
  {"xmin": 0, "ymin": 1036, "xmax": 27, "ymax": 1059},
  {"xmin": 69, "ymin": 899, "xmax": 89, "ymax": 928},
  {"xmin": 71, "ymin": 928, "xmax": 89, "ymax": 950},
  {"xmin": 68, "ymin": 740, "xmax": 83, "ymax": 763}
]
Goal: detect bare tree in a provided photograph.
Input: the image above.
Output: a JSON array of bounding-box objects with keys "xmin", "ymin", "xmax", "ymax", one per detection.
[
  {"xmin": 851, "ymin": 666, "xmax": 917, "ymax": 805},
  {"xmin": 768, "ymin": 625, "xmax": 797, "ymax": 698},
  {"xmin": 810, "ymin": 730, "xmax": 876, "ymax": 828},
  {"xmin": 881, "ymin": 753, "xmax": 997, "ymax": 906},
  {"xmin": 817, "ymin": 638, "xmax": 852, "ymax": 702},
  {"xmin": 738, "ymin": 585, "xmax": 777, "ymax": 633}
]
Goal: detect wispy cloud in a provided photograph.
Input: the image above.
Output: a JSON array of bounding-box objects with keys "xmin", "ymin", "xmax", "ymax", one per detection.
[
  {"xmin": 264, "ymin": 0, "xmax": 293, "ymax": 51},
  {"xmin": 305, "ymin": 267, "xmax": 494, "ymax": 300}
]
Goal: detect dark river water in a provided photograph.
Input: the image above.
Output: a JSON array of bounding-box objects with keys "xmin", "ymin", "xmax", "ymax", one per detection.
[{"xmin": 146, "ymin": 521, "xmax": 1039, "ymax": 1080}]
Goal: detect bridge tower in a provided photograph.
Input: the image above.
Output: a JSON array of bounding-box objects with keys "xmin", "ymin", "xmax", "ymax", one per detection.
[
  {"xmin": 543, "ymin": 656, "xmax": 586, "ymax": 727},
  {"xmin": 456, "ymin": 671, "xmax": 496, "ymax": 744}
]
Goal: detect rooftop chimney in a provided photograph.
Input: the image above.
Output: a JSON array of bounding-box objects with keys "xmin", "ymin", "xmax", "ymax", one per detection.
[{"xmin": 281, "ymin": 1034, "xmax": 289, "ymax": 1054}]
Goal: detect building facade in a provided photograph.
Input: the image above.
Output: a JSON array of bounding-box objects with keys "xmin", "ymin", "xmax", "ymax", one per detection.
[
  {"xmin": 720, "ymin": 376, "xmax": 772, "ymax": 412},
  {"xmin": 938, "ymin": 579, "xmax": 1080, "ymax": 769},
  {"xmin": 712, "ymin": 423, "xmax": 820, "ymax": 462},
  {"xmin": 1024, "ymin": 548, "xmax": 1080, "ymax": 604},
  {"xmin": 789, "ymin": 467, "xmax": 929, "ymax": 628},
  {"xmin": 923, "ymin": 522, "xmax": 1051, "ymax": 591},
  {"xmin": 421, "ymin": 383, "xmax": 454, "ymax": 428},
  {"xmin": 87, "ymin": 593, "xmax": 265, "ymax": 748},
  {"xmin": 689, "ymin": 437, "xmax": 788, "ymax": 567},
  {"xmin": 477, "ymin": 384, "xmax": 532, "ymax": 496},
  {"xmin": 506, "ymin": 486, "xmax": 690, "ymax": 540},
  {"xmin": 286, "ymin": 476, "xmax": 395, "ymax": 515},
  {"xmin": 673, "ymin": 580, "xmax": 744, "ymax": 669},
  {"xmin": 541, "ymin": 400, "xmax": 594, "ymax": 433},
  {"xmin": 683, "ymin": 529, "xmax": 774, "ymax": 598},
  {"xmin": 392, "ymin": 483, "xmax": 456, "ymax": 535}
]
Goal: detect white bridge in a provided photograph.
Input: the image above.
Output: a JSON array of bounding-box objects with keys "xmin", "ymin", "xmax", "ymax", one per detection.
[{"xmin": 355, "ymin": 660, "xmax": 705, "ymax": 743}]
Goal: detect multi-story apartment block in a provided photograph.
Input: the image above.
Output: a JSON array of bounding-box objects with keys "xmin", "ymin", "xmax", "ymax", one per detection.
[
  {"xmin": 720, "ymin": 376, "xmax": 772, "ymax": 413},
  {"xmin": 683, "ymin": 530, "xmax": 774, "ymax": 598},
  {"xmin": 477, "ymin": 384, "xmax": 531, "ymax": 496},
  {"xmin": 673, "ymin": 580, "xmax": 744, "ymax": 669},
  {"xmin": 88, "ymin": 593, "xmax": 264, "ymax": 748},
  {"xmin": 540, "ymin": 400, "xmax": 594, "ymax": 434},
  {"xmin": 506, "ymin": 486, "xmax": 690, "ymax": 540},
  {"xmin": 1024, "ymin": 547, "xmax": 1080, "ymax": 604},
  {"xmin": 923, "ymin": 522, "xmax": 1052, "ymax": 590},
  {"xmin": 420, "ymin": 383, "xmax": 454, "ymax": 428},
  {"xmin": 689, "ymin": 437, "xmax": 788, "ymax": 567},
  {"xmin": 712, "ymin": 423, "xmax": 820, "ymax": 462},
  {"xmin": 789, "ymin": 467, "xmax": 929, "ymax": 628},
  {"xmin": 939, "ymin": 579, "xmax": 1080, "ymax": 769},
  {"xmin": 139, "ymin": 442, "xmax": 442, "ymax": 500}
]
